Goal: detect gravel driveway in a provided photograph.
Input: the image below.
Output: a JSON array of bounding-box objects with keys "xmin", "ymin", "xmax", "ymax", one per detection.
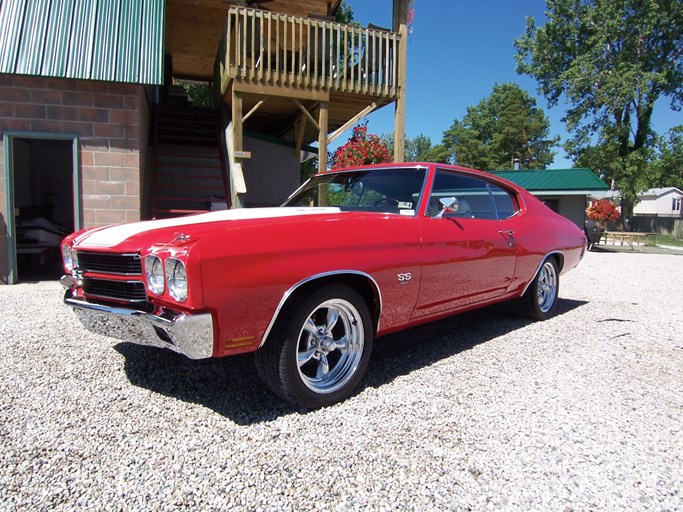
[{"xmin": 1, "ymin": 251, "xmax": 681, "ymax": 511}]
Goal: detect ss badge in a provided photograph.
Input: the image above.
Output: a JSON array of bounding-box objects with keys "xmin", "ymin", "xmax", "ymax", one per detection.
[{"xmin": 397, "ymin": 272, "xmax": 412, "ymax": 284}]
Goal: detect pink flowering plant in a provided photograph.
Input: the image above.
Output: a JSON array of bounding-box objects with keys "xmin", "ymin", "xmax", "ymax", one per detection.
[
  {"xmin": 586, "ymin": 199, "xmax": 620, "ymax": 224},
  {"xmin": 331, "ymin": 123, "xmax": 392, "ymax": 169}
]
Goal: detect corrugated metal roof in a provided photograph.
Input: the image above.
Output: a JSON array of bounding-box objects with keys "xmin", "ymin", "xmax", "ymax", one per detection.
[
  {"xmin": 0, "ymin": 0, "xmax": 165, "ymax": 85},
  {"xmin": 491, "ymin": 168, "xmax": 609, "ymax": 192}
]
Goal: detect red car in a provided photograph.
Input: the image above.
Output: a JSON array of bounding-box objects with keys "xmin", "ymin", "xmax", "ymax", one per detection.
[{"xmin": 61, "ymin": 163, "xmax": 586, "ymax": 408}]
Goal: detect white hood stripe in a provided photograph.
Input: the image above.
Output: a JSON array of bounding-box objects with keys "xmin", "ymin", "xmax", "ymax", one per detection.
[{"xmin": 78, "ymin": 207, "xmax": 341, "ymax": 248}]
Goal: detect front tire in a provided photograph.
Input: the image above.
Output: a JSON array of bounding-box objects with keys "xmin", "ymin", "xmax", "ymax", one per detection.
[
  {"xmin": 255, "ymin": 285, "xmax": 373, "ymax": 408},
  {"xmin": 516, "ymin": 258, "xmax": 559, "ymax": 320}
]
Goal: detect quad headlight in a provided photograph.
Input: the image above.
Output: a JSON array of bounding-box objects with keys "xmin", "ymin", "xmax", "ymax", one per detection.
[
  {"xmin": 62, "ymin": 245, "xmax": 75, "ymax": 272},
  {"xmin": 145, "ymin": 255, "xmax": 164, "ymax": 295},
  {"xmin": 165, "ymin": 258, "xmax": 188, "ymax": 302}
]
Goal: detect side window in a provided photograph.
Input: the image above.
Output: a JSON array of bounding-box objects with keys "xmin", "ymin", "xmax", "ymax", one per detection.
[
  {"xmin": 429, "ymin": 170, "xmax": 519, "ymax": 220},
  {"xmin": 489, "ymin": 183, "xmax": 519, "ymax": 219}
]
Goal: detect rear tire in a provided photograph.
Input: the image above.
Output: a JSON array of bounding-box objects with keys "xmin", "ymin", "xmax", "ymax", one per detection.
[
  {"xmin": 255, "ymin": 285, "xmax": 373, "ymax": 408},
  {"xmin": 516, "ymin": 258, "xmax": 559, "ymax": 320}
]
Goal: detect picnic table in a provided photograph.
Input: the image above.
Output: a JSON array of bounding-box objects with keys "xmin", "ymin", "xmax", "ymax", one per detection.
[{"xmin": 599, "ymin": 231, "xmax": 658, "ymax": 251}]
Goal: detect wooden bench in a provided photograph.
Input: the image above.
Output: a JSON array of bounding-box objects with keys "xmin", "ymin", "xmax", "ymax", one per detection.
[{"xmin": 599, "ymin": 231, "xmax": 658, "ymax": 251}]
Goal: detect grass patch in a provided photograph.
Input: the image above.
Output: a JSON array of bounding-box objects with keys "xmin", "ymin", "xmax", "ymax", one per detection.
[{"xmin": 657, "ymin": 234, "xmax": 683, "ymax": 247}]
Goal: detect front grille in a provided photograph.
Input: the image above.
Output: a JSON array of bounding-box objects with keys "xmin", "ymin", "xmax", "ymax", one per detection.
[
  {"xmin": 82, "ymin": 278, "xmax": 147, "ymax": 302},
  {"xmin": 77, "ymin": 252, "xmax": 142, "ymax": 275}
]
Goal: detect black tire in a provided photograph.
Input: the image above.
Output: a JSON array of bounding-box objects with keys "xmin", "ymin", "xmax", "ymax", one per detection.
[
  {"xmin": 516, "ymin": 257, "xmax": 559, "ymax": 321},
  {"xmin": 254, "ymin": 285, "xmax": 373, "ymax": 408}
]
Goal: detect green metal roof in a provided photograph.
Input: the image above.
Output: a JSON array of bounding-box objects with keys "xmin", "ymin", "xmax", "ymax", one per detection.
[
  {"xmin": 490, "ymin": 168, "xmax": 609, "ymax": 193},
  {"xmin": 0, "ymin": 0, "xmax": 165, "ymax": 84}
]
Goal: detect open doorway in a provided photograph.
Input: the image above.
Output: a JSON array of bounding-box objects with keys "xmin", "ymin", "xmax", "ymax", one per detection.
[{"xmin": 7, "ymin": 136, "xmax": 79, "ymax": 282}]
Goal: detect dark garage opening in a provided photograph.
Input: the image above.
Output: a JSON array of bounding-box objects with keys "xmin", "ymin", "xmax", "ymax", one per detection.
[{"xmin": 12, "ymin": 138, "xmax": 74, "ymax": 281}]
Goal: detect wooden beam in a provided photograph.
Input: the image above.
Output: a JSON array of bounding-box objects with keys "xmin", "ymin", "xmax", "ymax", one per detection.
[
  {"xmin": 232, "ymin": 88, "xmax": 243, "ymax": 153},
  {"xmin": 233, "ymin": 80, "xmax": 330, "ymax": 102},
  {"xmin": 295, "ymin": 117, "xmax": 307, "ymax": 157},
  {"xmin": 243, "ymin": 98, "xmax": 267, "ymax": 122},
  {"xmin": 328, "ymin": 100, "xmax": 384, "ymax": 145},
  {"xmin": 318, "ymin": 101, "xmax": 329, "ymax": 172},
  {"xmin": 231, "ymin": 87, "xmax": 245, "ymax": 208},
  {"xmin": 293, "ymin": 98, "xmax": 320, "ymax": 131},
  {"xmin": 393, "ymin": 0, "xmax": 408, "ymax": 162}
]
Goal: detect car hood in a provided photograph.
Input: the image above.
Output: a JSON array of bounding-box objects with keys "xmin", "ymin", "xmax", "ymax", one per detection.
[{"xmin": 72, "ymin": 207, "xmax": 342, "ymax": 249}]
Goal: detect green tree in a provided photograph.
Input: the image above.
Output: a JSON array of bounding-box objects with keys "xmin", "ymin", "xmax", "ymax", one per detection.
[
  {"xmin": 423, "ymin": 144, "xmax": 451, "ymax": 164},
  {"xmin": 654, "ymin": 126, "xmax": 683, "ymax": 189},
  {"xmin": 442, "ymin": 83, "xmax": 557, "ymax": 170},
  {"xmin": 335, "ymin": 0, "xmax": 354, "ymax": 24},
  {"xmin": 515, "ymin": 0, "xmax": 683, "ymax": 204},
  {"xmin": 381, "ymin": 133, "xmax": 450, "ymax": 163},
  {"xmin": 176, "ymin": 80, "xmax": 212, "ymax": 108}
]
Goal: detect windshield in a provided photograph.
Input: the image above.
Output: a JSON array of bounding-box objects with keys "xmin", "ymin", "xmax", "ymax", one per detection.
[{"xmin": 283, "ymin": 167, "xmax": 427, "ymax": 215}]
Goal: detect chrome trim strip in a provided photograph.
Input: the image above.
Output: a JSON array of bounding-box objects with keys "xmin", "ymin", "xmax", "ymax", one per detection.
[
  {"xmin": 81, "ymin": 278, "xmax": 147, "ymax": 303},
  {"xmin": 521, "ymin": 252, "xmax": 561, "ymax": 296},
  {"xmin": 75, "ymin": 251, "xmax": 142, "ymax": 276},
  {"xmin": 64, "ymin": 294, "xmax": 214, "ymax": 360},
  {"xmin": 258, "ymin": 271, "xmax": 383, "ymax": 349}
]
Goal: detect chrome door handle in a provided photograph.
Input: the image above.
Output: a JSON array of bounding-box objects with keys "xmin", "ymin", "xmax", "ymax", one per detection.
[{"xmin": 499, "ymin": 230, "xmax": 515, "ymax": 247}]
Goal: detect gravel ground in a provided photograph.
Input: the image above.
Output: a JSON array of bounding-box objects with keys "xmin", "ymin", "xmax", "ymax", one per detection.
[{"xmin": 1, "ymin": 251, "xmax": 681, "ymax": 511}]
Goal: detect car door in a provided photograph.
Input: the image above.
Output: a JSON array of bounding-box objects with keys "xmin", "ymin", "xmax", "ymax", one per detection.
[{"xmin": 414, "ymin": 169, "xmax": 519, "ymax": 318}]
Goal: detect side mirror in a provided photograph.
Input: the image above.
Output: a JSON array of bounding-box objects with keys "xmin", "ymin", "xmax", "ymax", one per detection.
[{"xmin": 435, "ymin": 197, "xmax": 459, "ymax": 218}]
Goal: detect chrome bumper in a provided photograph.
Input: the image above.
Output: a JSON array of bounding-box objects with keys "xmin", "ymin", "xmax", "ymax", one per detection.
[{"xmin": 62, "ymin": 286, "xmax": 215, "ymax": 360}]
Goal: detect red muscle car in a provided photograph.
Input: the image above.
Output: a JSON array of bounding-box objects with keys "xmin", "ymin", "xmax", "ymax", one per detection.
[{"xmin": 61, "ymin": 163, "xmax": 586, "ymax": 408}]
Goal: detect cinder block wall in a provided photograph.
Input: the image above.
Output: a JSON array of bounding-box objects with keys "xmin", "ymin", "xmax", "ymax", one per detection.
[{"xmin": 0, "ymin": 74, "xmax": 150, "ymax": 282}]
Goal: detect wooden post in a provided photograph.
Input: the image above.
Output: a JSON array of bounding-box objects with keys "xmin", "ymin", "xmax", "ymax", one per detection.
[
  {"xmin": 231, "ymin": 88, "xmax": 244, "ymax": 208},
  {"xmin": 393, "ymin": 0, "xmax": 408, "ymax": 163},
  {"xmin": 232, "ymin": 89, "xmax": 243, "ymax": 153},
  {"xmin": 318, "ymin": 101, "xmax": 329, "ymax": 206},
  {"xmin": 318, "ymin": 101, "xmax": 329, "ymax": 171}
]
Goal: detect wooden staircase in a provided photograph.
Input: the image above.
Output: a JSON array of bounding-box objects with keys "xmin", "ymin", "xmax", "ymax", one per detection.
[{"xmin": 151, "ymin": 105, "xmax": 230, "ymax": 219}]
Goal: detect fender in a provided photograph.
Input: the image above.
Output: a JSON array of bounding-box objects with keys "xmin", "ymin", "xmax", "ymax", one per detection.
[
  {"xmin": 258, "ymin": 270, "xmax": 383, "ymax": 348},
  {"xmin": 520, "ymin": 252, "xmax": 564, "ymax": 296}
]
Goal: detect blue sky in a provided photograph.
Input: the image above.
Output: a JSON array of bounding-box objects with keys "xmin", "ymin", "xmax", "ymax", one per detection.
[{"xmin": 337, "ymin": 1, "xmax": 681, "ymax": 169}]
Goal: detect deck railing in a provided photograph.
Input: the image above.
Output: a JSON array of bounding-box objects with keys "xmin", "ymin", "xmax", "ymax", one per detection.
[{"xmin": 214, "ymin": 6, "xmax": 400, "ymax": 100}]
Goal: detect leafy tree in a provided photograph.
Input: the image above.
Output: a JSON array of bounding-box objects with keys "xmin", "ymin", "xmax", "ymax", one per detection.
[
  {"xmin": 654, "ymin": 126, "xmax": 683, "ymax": 189},
  {"xmin": 423, "ymin": 144, "xmax": 451, "ymax": 164},
  {"xmin": 442, "ymin": 83, "xmax": 557, "ymax": 170},
  {"xmin": 335, "ymin": 0, "xmax": 354, "ymax": 24},
  {"xmin": 381, "ymin": 133, "xmax": 450, "ymax": 163},
  {"xmin": 515, "ymin": 0, "xmax": 683, "ymax": 204},
  {"xmin": 176, "ymin": 80, "xmax": 212, "ymax": 108},
  {"xmin": 331, "ymin": 122, "xmax": 392, "ymax": 168},
  {"xmin": 300, "ymin": 157, "xmax": 319, "ymax": 182},
  {"xmin": 406, "ymin": 134, "xmax": 432, "ymax": 161}
]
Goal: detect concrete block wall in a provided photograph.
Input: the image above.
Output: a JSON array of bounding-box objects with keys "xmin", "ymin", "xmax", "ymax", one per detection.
[
  {"xmin": 0, "ymin": 74, "xmax": 150, "ymax": 282},
  {"xmin": 0, "ymin": 74, "xmax": 147, "ymax": 226}
]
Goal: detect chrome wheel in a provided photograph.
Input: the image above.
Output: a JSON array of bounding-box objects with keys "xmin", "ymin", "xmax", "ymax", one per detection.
[
  {"xmin": 296, "ymin": 299, "xmax": 364, "ymax": 394},
  {"xmin": 255, "ymin": 285, "xmax": 373, "ymax": 408},
  {"xmin": 514, "ymin": 257, "xmax": 560, "ymax": 321},
  {"xmin": 536, "ymin": 260, "xmax": 558, "ymax": 313}
]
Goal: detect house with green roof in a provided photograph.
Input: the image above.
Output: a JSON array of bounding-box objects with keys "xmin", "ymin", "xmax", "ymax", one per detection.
[{"xmin": 491, "ymin": 168, "xmax": 609, "ymax": 228}]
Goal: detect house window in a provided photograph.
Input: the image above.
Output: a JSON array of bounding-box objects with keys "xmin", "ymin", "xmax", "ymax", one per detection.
[{"xmin": 673, "ymin": 197, "xmax": 681, "ymax": 212}]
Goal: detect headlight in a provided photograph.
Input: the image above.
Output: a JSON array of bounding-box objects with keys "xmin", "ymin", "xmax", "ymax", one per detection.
[
  {"xmin": 145, "ymin": 255, "xmax": 164, "ymax": 295},
  {"xmin": 165, "ymin": 258, "xmax": 188, "ymax": 302},
  {"xmin": 62, "ymin": 245, "xmax": 77, "ymax": 272}
]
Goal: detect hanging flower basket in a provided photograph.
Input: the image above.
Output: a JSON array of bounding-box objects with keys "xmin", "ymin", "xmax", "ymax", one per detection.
[{"xmin": 586, "ymin": 199, "xmax": 620, "ymax": 228}]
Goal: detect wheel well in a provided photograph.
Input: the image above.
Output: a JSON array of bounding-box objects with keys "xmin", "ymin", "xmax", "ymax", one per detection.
[
  {"xmin": 284, "ymin": 273, "xmax": 381, "ymax": 334},
  {"xmin": 548, "ymin": 252, "xmax": 564, "ymax": 272}
]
